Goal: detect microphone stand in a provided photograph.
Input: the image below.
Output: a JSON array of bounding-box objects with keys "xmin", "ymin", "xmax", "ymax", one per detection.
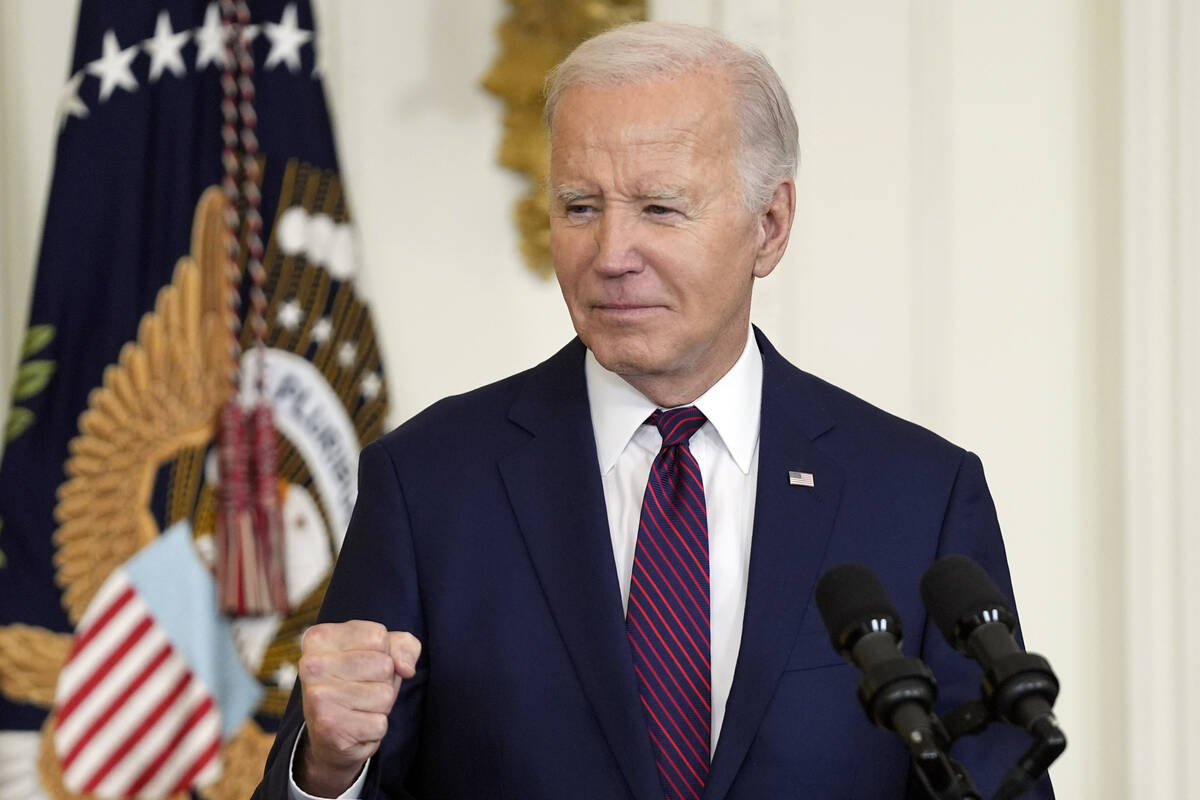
[
  {"xmin": 938, "ymin": 694, "xmax": 1065, "ymax": 800},
  {"xmin": 900, "ymin": 708, "xmax": 981, "ymax": 800},
  {"xmin": 857, "ymin": 658, "xmax": 981, "ymax": 800},
  {"xmin": 992, "ymin": 706, "xmax": 1066, "ymax": 800}
]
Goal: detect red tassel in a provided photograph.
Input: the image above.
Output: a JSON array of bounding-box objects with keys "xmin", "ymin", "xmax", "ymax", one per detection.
[
  {"xmin": 215, "ymin": 401, "xmax": 250, "ymax": 614},
  {"xmin": 214, "ymin": 399, "xmax": 289, "ymax": 616},
  {"xmin": 251, "ymin": 403, "xmax": 289, "ymax": 613},
  {"xmin": 213, "ymin": 0, "xmax": 286, "ymax": 617}
]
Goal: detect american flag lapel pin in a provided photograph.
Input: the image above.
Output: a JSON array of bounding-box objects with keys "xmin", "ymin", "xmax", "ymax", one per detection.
[{"xmin": 788, "ymin": 470, "xmax": 815, "ymax": 487}]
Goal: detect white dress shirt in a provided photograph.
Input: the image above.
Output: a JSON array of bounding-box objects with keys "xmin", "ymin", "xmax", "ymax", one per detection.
[
  {"xmin": 585, "ymin": 327, "xmax": 761, "ymax": 753},
  {"xmin": 289, "ymin": 328, "xmax": 762, "ymax": 798}
]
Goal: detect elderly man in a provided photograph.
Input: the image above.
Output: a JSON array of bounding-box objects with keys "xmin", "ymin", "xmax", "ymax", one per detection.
[{"xmin": 254, "ymin": 21, "xmax": 1052, "ymax": 800}]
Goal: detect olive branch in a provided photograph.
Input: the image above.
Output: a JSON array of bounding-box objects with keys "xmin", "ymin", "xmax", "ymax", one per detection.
[{"xmin": 4, "ymin": 324, "xmax": 56, "ymax": 444}]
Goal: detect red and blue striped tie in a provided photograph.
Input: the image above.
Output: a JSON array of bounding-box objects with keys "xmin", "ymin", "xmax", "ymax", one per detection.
[{"xmin": 627, "ymin": 407, "xmax": 711, "ymax": 800}]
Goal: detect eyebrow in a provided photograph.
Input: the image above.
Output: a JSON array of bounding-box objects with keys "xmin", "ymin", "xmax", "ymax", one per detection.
[
  {"xmin": 552, "ymin": 186, "xmax": 595, "ymax": 205},
  {"xmin": 638, "ymin": 186, "xmax": 687, "ymax": 202},
  {"xmin": 551, "ymin": 185, "xmax": 690, "ymax": 204}
]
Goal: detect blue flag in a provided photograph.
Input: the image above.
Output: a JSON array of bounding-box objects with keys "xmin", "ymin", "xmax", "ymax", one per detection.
[{"xmin": 0, "ymin": 3, "xmax": 388, "ymax": 797}]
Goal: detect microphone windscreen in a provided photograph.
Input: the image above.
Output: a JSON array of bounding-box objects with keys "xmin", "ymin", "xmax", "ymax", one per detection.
[
  {"xmin": 815, "ymin": 563, "xmax": 900, "ymax": 650},
  {"xmin": 920, "ymin": 554, "xmax": 1011, "ymax": 643}
]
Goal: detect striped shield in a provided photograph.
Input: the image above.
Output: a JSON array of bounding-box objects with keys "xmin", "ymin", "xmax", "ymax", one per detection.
[{"xmin": 51, "ymin": 523, "xmax": 261, "ymax": 799}]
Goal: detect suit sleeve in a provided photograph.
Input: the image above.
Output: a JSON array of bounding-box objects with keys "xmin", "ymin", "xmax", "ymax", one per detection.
[
  {"xmin": 911, "ymin": 450, "xmax": 1056, "ymax": 799},
  {"xmin": 253, "ymin": 439, "xmax": 428, "ymax": 799}
]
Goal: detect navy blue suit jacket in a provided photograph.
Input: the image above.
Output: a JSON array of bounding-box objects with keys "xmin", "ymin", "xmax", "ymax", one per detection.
[{"xmin": 255, "ymin": 329, "xmax": 1053, "ymax": 799}]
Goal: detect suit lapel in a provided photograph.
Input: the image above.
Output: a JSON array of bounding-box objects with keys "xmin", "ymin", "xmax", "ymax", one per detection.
[
  {"xmin": 498, "ymin": 341, "xmax": 663, "ymax": 800},
  {"xmin": 702, "ymin": 331, "xmax": 846, "ymax": 800}
]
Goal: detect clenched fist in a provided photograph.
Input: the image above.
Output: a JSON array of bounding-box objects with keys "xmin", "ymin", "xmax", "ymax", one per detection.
[{"xmin": 295, "ymin": 620, "xmax": 421, "ymax": 797}]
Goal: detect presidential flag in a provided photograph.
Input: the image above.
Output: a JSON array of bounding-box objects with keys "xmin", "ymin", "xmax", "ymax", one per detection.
[{"xmin": 0, "ymin": 3, "xmax": 389, "ymax": 798}]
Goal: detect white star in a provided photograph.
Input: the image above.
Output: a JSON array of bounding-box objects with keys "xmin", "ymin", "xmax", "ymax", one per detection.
[
  {"xmin": 144, "ymin": 11, "xmax": 189, "ymax": 82},
  {"xmin": 195, "ymin": 0, "xmax": 260, "ymax": 71},
  {"xmin": 194, "ymin": 4, "xmax": 229, "ymax": 70},
  {"xmin": 337, "ymin": 341, "xmax": 357, "ymax": 369},
  {"xmin": 277, "ymin": 299, "xmax": 303, "ymax": 331},
  {"xmin": 56, "ymin": 72, "xmax": 89, "ymax": 129},
  {"xmin": 273, "ymin": 661, "xmax": 298, "ymax": 689},
  {"xmin": 311, "ymin": 317, "xmax": 332, "ymax": 344},
  {"xmin": 86, "ymin": 30, "xmax": 139, "ymax": 102},
  {"xmin": 360, "ymin": 372, "xmax": 383, "ymax": 402},
  {"xmin": 264, "ymin": 3, "xmax": 313, "ymax": 73}
]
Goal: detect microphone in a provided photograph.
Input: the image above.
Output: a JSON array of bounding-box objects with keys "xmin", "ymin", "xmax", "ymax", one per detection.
[
  {"xmin": 815, "ymin": 564, "xmax": 944, "ymax": 762},
  {"xmin": 920, "ymin": 555, "xmax": 1065, "ymax": 799},
  {"xmin": 919, "ymin": 555, "xmax": 1060, "ymax": 732}
]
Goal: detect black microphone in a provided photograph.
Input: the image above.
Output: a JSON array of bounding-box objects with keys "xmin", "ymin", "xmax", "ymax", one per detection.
[
  {"xmin": 919, "ymin": 555, "xmax": 1060, "ymax": 733},
  {"xmin": 816, "ymin": 563, "xmax": 982, "ymax": 799},
  {"xmin": 815, "ymin": 564, "xmax": 943, "ymax": 760}
]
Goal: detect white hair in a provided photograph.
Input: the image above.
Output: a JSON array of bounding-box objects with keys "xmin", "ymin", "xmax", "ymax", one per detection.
[{"xmin": 544, "ymin": 21, "xmax": 799, "ymax": 211}]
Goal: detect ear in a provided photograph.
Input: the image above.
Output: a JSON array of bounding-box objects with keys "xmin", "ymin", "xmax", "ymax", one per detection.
[{"xmin": 752, "ymin": 178, "xmax": 796, "ymax": 279}]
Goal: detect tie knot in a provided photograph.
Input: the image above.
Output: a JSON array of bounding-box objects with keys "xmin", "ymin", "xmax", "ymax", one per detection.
[{"xmin": 649, "ymin": 406, "xmax": 707, "ymax": 447}]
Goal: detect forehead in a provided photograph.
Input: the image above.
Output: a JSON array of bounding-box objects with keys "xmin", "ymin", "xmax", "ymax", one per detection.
[{"xmin": 548, "ymin": 72, "xmax": 738, "ymax": 173}]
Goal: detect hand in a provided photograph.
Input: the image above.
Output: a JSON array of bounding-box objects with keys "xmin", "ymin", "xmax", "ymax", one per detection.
[{"xmin": 295, "ymin": 620, "xmax": 421, "ymax": 797}]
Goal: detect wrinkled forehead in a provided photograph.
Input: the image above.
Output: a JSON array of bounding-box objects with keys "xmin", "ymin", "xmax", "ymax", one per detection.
[{"xmin": 548, "ymin": 72, "xmax": 738, "ymax": 155}]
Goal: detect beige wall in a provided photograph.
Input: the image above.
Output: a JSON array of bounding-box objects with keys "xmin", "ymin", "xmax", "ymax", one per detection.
[{"xmin": 4, "ymin": 1, "xmax": 1196, "ymax": 797}]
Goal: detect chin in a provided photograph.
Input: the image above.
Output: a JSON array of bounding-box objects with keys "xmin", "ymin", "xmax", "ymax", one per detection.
[{"xmin": 586, "ymin": 338, "xmax": 657, "ymax": 378}]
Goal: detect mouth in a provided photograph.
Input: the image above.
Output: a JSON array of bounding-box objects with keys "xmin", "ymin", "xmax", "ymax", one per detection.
[
  {"xmin": 593, "ymin": 303, "xmax": 664, "ymax": 312},
  {"xmin": 591, "ymin": 304, "xmax": 664, "ymax": 322}
]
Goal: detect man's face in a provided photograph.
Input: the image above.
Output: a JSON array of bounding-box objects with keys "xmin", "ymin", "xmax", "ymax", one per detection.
[{"xmin": 549, "ymin": 71, "xmax": 788, "ymax": 405}]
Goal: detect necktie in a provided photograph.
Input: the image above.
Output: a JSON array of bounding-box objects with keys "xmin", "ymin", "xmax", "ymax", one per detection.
[{"xmin": 626, "ymin": 407, "xmax": 711, "ymax": 800}]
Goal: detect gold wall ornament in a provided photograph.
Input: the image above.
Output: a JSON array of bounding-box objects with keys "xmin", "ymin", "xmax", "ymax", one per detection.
[{"xmin": 482, "ymin": 0, "xmax": 647, "ymax": 277}]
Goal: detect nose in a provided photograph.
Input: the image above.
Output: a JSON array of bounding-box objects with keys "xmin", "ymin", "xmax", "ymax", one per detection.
[{"xmin": 592, "ymin": 210, "xmax": 643, "ymax": 277}]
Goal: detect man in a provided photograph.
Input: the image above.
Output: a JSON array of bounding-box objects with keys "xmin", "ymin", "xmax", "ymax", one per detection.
[{"xmin": 255, "ymin": 22, "xmax": 1053, "ymax": 800}]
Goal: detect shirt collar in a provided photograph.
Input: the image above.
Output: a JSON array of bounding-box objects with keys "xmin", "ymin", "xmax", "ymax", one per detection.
[{"xmin": 585, "ymin": 327, "xmax": 763, "ymax": 475}]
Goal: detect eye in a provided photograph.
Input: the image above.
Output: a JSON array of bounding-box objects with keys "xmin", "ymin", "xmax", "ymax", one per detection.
[
  {"xmin": 563, "ymin": 203, "xmax": 597, "ymax": 220},
  {"xmin": 645, "ymin": 204, "xmax": 677, "ymax": 217}
]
